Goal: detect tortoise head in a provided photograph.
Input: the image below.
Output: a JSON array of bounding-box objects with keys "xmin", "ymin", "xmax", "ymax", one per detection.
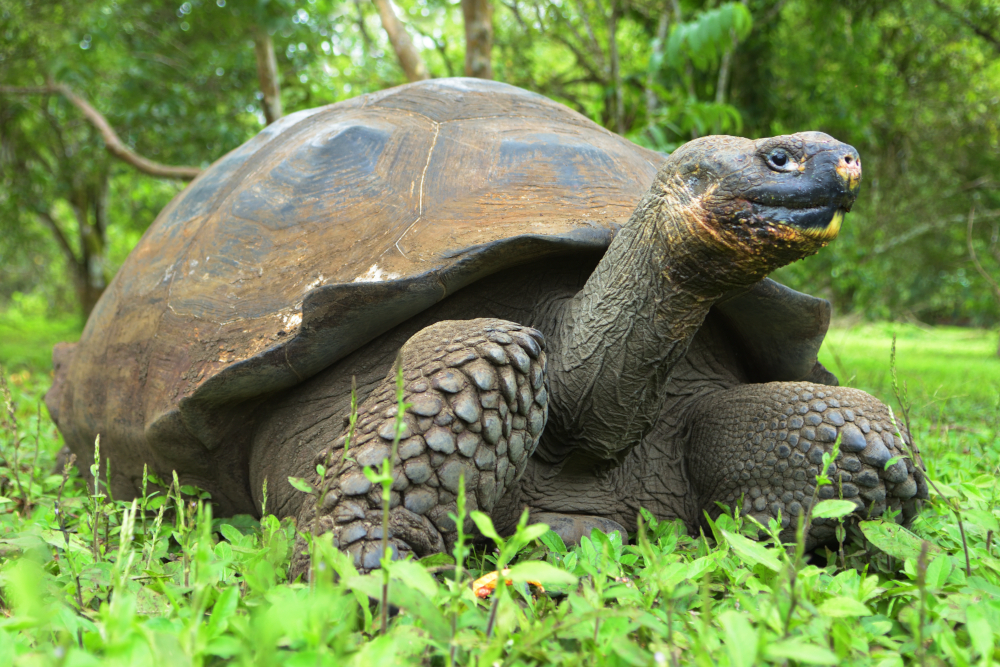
[{"xmin": 655, "ymin": 131, "xmax": 861, "ymax": 278}]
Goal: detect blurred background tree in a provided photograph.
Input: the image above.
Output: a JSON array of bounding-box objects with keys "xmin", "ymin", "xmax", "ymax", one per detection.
[{"xmin": 0, "ymin": 0, "xmax": 998, "ymax": 335}]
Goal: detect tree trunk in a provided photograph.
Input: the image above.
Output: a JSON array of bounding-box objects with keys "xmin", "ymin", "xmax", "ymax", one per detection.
[
  {"xmin": 253, "ymin": 26, "xmax": 283, "ymax": 125},
  {"xmin": 462, "ymin": 0, "xmax": 493, "ymax": 79},
  {"xmin": 69, "ymin": 178, "xmax": 110, "ymax": 318},
  {"xmin": 608, "ymin": 0, "xmax": 624, "ymax": 135},
  {"xmin": 713, "ymin": 29, "xmax": 738, "ymax": 133},
  {"xmin": 645, "ymin": 11, "xmax": 670, "ymax": 128},
  {"xmin": 354, "ymin": 0, "xmax": 375, "ymax": 54},
  {"xmin": 966, "ymin": 209, "xmax": 1000, "ymax": 357},
  {"xmin": 371, "ymin": 0, "xmax": 430, "ymax": 82}
]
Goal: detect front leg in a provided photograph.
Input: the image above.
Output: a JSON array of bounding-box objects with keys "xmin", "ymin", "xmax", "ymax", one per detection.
[
  {"xmin": 684, "ymin": 382, "xmax": 929, "ymax": 546},
  {"xmin": 290, "ymin": 318, "xmax": 548, "ymax": 578}
]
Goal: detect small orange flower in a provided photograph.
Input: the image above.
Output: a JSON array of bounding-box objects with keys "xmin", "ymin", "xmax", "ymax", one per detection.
[{"xmin": 472, "ymin": 569, "xmax": 546, "ymax": 598}]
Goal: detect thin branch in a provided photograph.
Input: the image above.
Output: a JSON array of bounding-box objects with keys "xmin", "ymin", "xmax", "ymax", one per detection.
[
  {"xmin": 34, "ymin": 209, "xmax": 81, "ymax": 270},
  {"xmin": 500, "ymin": 0, "xmax": 530, "ymax": 31},
  {"xmin": 354, "ymin": 0, "xmax": 376, "ymax": 53},
  {"xmin": 931, "ymin": 0, "xmax": 1000, "ymax": 53},
  {"xmin": 871, "ymin": 209, "xmax": 1000, "ymax": 255},
  {"xmin": 551, "ymin": 33, "xmax": 607, "ymax": 83},
  {"xmin": 0, "ymin": 83, "xmax": 202, "ymax": 180},
  {"xmin": 411, "ymin": 22, "xmax": 456, "ymax": 77},
  {"xmin": 572, "ymin": 0, "xmax": 607, "ymax": 71}
]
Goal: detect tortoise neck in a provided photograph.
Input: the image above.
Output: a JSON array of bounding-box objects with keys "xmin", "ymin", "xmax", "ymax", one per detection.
[{"xmin": 540, "ymin": 177, "xmax": 760, "ymax": 463}]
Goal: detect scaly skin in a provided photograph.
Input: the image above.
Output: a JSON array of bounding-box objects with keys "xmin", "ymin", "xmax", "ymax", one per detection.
[
  {"xmin": 684, "ymin": 382, "xmax": 927, "ymax": 545},
  {"xmin": 541, "ymin": 135, "xmax": 847, "ymax": 466},
  {"xmin": 290, "ymin": 318, "xmax": 547, "ymax": 578},
  {"xmin": 273, "ymin": 131, "xmax": 924, "ymax": 575}
]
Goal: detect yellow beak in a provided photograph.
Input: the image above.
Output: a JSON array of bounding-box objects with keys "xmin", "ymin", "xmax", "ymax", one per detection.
[{"xmin": 802, "ymin": 209, "xmax": 844, "ymax": 241}]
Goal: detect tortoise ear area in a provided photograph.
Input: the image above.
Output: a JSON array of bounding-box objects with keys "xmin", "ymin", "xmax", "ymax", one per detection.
[{"xmin": 661, "ymin": 135, "xmax": 757, "ymax": 197}]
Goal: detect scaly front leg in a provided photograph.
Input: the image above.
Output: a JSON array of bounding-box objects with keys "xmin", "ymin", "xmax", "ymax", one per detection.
[{"xmin": 289, "ymin": 318, "xmax": 548, "ymax": 578}]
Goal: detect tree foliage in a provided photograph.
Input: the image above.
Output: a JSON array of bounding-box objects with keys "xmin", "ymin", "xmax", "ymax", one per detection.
[
  {"xmin": 664, "ymin": 1, "xmax": 751, "ymax": 70},
  {"xmin": 0, "ymin": 0, "xmax": 998, "ymax": 326}
]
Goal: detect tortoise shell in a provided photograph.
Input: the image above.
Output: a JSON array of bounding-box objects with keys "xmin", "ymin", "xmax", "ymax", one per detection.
[{"xmin": 53, "ymin": 78, "xmax": 832, "ymax": 461}]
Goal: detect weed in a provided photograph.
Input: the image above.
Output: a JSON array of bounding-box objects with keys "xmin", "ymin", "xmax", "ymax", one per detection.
[{"xmin": 0, "ymin": 326, "xmax": 998, "ymax": 664}]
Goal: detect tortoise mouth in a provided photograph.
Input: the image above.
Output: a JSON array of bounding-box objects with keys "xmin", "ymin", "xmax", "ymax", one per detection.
[{"xmin": 748, "ymin": 201, "xmax": 848, "ymax": 241}]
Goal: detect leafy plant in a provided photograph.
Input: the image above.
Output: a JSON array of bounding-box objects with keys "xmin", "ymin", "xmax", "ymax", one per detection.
[{"xmin": 1, "ymin": 320, "xmax": 1000, "ymax": 665}]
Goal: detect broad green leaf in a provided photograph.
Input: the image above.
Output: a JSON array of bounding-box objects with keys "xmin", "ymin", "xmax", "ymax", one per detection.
[
  {"xmin": 218, "ymin": 523, "xmax": 247, "ymax": 547},
  {"xmin": 470, "ymin": 510, "xmax": 503, "ymax": 544},
  {"xmin": 764, "ymin": 640, "xmax": 839, "ymax": 665},
  {"xmin": 389, "ymin": 559, "xmax": 440, "ymax": 600},
  {"xmin": 686, "ymin": 554, "xmax": 721, "ymax": 580},
  {"xmin": 206, "ymin": 636, "xmax": 243, "ymax": 659},
  {"xmin": 719, "ymin": 610, "xmax": 757, "ymax": 667},
  {"xmin": 860, "ymin": 615, "xmax": 893, "ymax": 636},
  {"xmin": 213, "ymin": 541, "xmax": 233, "ymax": 563},
  {"xmin": 510, "ymin": 523, "xmax": 553, "ymax": 549},
  {"xmin": 417, "ymin": 552, "xmax": 455, "ymax": 569},
  {"xmin": 965, "ymin": 604, "xmax": 994, "ymax": 660},
  {"xmin": 386, "ymin": 579, "xmax": 450, "ymax": 641},
  {"xmin": 0, "ymin": 497, "xmax": 12, "ymax": 504},
  {"xmin": 817, "ymin": 595, "xmax": 872, "ymax": 617},
  {"xmin": 205, "ymin": 585, "xmax": 238, "ymax": 639},
  {"xmin": 38, "ymin": 529, "xmax": 90, "ymax": 554},
  {"xmin": 506, "ymin": 560, "xmax": 579, "ymax": 587},
  {"xmin": 344, "ymin": 573, "xmax": 382, "ymax": 600},
  {"xmin": 538, "ymin": 528, "xmax": 567, "ymax": 555},
  {"xmin": 286, "ymin": 476, "xmax": 314, "ymax": 494},
  {"xmin": 656, "ymin": 562, "xmax": 690, "ymax": 590},
  {"xmin": 860, "ymin": 521, "xmax": 941, "ymax": 561},
  {"xmin": 721, "ymin": 529, "xmax": 782, "ymax": 572},
  {"xmin": 811, "ymin": 499, "xmax": 856, "ymax": 519},
  {"xmin": 966, "ymin": 509, "xmax": 1000, "ymax": 533},
  {"xmin": 665, "ymin": 2, "xmax": 753, "ymax": 70},
  {"xmin": 924, "ymin": 555, "xmax": 952, "ymax": 589},
  {"xmin": 603, "ymin": 583, "xmax": 642, "ymax": 602},
  {"xmin": 348, "ymin": 626, "xmax": 426, "ymax": 666}
]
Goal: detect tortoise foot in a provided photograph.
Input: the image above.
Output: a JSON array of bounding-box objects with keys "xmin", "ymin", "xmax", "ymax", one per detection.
[
  {"xmin": 687, "ymin": 381, "xmax": 928, "ymax": 548},
  {"xmin": 291, "ymin": 318, "xmax": 548, "ymax": 577}
]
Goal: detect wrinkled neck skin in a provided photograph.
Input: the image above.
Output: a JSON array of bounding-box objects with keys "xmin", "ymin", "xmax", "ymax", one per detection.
[{"xmin": 542, "ymin": 173, "xmax": 815, "ymax": 465}]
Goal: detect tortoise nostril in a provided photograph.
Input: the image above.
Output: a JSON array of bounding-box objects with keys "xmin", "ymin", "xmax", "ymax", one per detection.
[{"xmin": 843, "ymin": 155, "xmax": 853, "ymax": 164}]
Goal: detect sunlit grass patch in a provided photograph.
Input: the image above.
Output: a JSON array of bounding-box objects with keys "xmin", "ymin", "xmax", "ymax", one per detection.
[
  {"xmin": 0, "ymin": 300, "xmax": 82, "ymax": 374},
  {"xmin": 821, "ymin": 322, "xmax": 1000, "ymax": 415}
]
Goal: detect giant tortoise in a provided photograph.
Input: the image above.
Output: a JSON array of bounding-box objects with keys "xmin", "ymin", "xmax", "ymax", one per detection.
[{"xmin": 46, "ymin": 78, "xmax": 927, "ymax": 573}]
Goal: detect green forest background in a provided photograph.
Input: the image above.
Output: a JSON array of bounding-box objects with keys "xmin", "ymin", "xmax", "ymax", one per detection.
[{"xmin": 1, "ymin": 0, "xmax": 999, "ymax": 371}]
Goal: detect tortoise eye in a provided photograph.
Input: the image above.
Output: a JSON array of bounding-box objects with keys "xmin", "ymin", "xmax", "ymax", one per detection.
[
  {"xmin": 765, "ymin": 148, "xmax": 799, "ymax": 172},
  {"xmin": 769, "ymin": 150, "xmax": 789, "ymax": 169}
]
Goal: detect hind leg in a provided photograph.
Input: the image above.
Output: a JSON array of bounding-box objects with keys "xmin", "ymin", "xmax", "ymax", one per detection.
[
  {"xmin": 289, "ymin": 318, "xmax": 548, "ymax": 578},
  {"xmin": 684, "ymin": 381, "xmax": 928, "ymax": 546}
]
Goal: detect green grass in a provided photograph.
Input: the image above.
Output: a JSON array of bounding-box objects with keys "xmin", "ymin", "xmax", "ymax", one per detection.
[
  {"xmin": 821, "ymin": 323, "xmax": 1000, "ymax": 417},
  {"xmin": 0, "ymin": 299, "xmax": 82, "ymax": 373},
  {"xmin": 1, "ymin": 320, "xmax": 999, "ymax": 666}
]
